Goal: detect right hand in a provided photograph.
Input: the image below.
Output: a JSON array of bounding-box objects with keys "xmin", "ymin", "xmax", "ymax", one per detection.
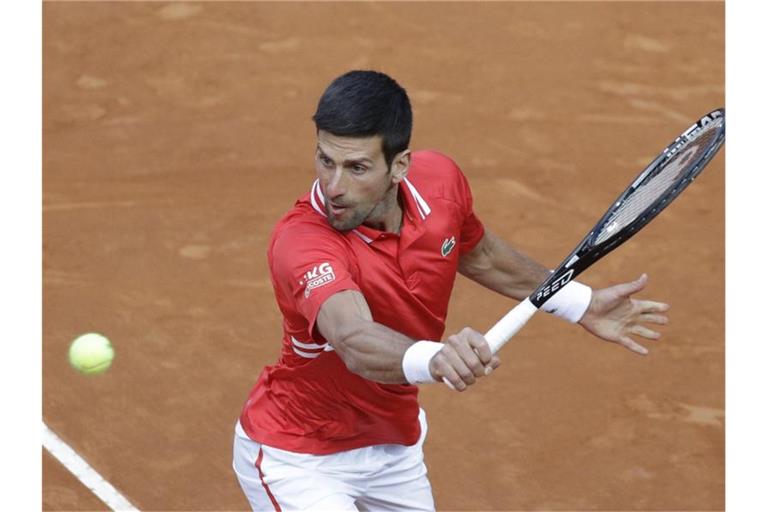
[{"xmin": 429, "ymin": 327, "xmax": 501, "ymax": 391}]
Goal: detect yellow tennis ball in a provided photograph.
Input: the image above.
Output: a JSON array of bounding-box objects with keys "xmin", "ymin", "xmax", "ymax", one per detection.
[{"xmin": 68, "ymin": 333, "xmax": 114, "ymax": 375}]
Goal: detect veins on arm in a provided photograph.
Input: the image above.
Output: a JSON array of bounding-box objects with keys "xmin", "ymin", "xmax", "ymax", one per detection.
[
  {"xmin": 316, "ymin": 290, "xmax": 416, "ymax": 384},
  {"xmin": 458, "ymin": 230, "xmax": 550, "ymax": 300}
]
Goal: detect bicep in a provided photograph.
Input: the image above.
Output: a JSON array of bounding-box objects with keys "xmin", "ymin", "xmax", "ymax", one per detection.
[
  {"xmin": 316, "ymin": 290, "xmax": 373, "ymax": 346},
  {"xmin": 458, "ymin": 231, "xmax": 493, "ymax": 278},
  {"xmin": 458, "ymin": 230, "xmax": 548, "ymax": 299},
  {"xmin": 270, "ymin": 225, "xmax": 362, "ymax": 334},
  {"xmin": 316, "ymin": 290, "xmax": 415, "ymax": 382}
]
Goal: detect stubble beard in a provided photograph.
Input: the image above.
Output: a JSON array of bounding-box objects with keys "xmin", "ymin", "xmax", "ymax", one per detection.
[
  {"xmin": 325, "ymin": 180, "xmax": 398, "ymax": 232},
  {"xmin": 326, "ymin": 204, "xmax": 370, "ymax": 232}
]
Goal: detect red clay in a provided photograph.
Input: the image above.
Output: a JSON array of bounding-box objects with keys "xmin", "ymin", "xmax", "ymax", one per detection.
[{"xmin": 43, "ymin": 2, "xmax": 724, "ymax": 510}]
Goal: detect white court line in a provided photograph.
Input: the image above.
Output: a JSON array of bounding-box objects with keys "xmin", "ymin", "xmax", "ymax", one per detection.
[{"xmin": 42, "ymin": 422, "xmax": 139, "ymax": 511}]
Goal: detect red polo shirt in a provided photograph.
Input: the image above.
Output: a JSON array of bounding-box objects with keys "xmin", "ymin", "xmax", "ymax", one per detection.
[{"xmin": 239, "ymin": 150, "xmax": 485, "ymax": 454}]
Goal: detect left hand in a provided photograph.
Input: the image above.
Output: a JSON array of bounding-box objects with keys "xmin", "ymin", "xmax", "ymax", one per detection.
[{"xmin": 578, "ymin": 273, "xmax": 670, "ymax": 355}]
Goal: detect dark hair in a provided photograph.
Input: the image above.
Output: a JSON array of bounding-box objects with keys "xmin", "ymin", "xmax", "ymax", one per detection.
[{"xmin": 312, "ymin": 70, "xmax": 412, "ymax": 169}]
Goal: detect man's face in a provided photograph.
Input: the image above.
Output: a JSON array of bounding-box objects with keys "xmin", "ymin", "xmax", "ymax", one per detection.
[{"xmin": 315, "ymin": 130, "xmax": 406, "ymax": 232}]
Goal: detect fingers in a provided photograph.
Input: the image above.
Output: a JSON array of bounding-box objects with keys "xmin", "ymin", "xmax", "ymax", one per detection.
[
  {"xmin": 432, "ymin": 328, "xmax": 499, "ymax": 392},
  {"xmin": 465, "ymin": 330, "xmax": 494, "ymax": 366},
  {"xmin": 442, "ymin": 342, "xmax": 480, "ymax": 386},
  {"xmin": 612, "ymin": 273, "xmax": 648, "ymax": 299},
  {"xmin": 637, "ymin": 300, "xmax": 670, "ymax": 314},
  {"xmin": 583, "ymin": 273, "xmax": 670, "ymax": 356},
  {"xmin": 618, "ymin": 335, "xmax": 649, "ymax": 355},
  {"xmin": 614, "ymin": 307, "xmax": 665, "ymax": 355},
  {"xmin": 636, "ymin": 300, "xmax": 670, "ymax": 331},
  {"xmin": 638, "ymin": 313, "xmax": 668, "ymax": 325},
  {"xmin": 630, "ymin": 324, "xmax": 662, "ymax": 340},
  {"xmin": 435, "ymin": 362, "xmax": 468, "ymax": 391}
]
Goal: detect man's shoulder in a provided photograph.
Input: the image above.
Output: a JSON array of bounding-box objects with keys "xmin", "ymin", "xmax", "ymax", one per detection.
[
  {"xmin": 411, "ymin": 150, "xmax": 461, "ymax": 175},
  {"xmin": 409, "ymin": 150, "xmax": 469, "ymax": 202},
  {"xmin": 270, "ymin": 201, "xmax": 347, "ymax": 252}
]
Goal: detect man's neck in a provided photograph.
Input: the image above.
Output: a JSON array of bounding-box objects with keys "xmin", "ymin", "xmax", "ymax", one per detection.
[{"xmin": 362, "ymin": 185, "xmax": 403, "ymax": 234}]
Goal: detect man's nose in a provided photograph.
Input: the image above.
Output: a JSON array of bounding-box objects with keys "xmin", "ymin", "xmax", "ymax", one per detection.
[{"xmin": 326, "ymin": 168, "xmax": 346, "ymax": 198}]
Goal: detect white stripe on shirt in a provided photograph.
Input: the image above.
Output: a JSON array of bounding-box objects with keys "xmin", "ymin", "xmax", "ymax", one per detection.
[
  {"xmin": 403, "ymin": 177, "xmax": 431, "ymax": 219},
  {"xmin": 291, "ymin": 336, "xmax": 326, "ymax": 350}
]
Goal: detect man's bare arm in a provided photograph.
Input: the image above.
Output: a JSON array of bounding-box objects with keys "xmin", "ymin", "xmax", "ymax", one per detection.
[
  {"xmin": 316, "ymin": 290, "xmax": 499, "ymax": 389},
  {"xmin": 459, "ymin": 230, "xmax": 549, "ymax": 300},
  {"xmin": 316, "ymin": 290, "xmax": 415, "ymax": 383},
  {"xmin": 458, "ymin": 230, "xmax": 669, "ymax": 354}
]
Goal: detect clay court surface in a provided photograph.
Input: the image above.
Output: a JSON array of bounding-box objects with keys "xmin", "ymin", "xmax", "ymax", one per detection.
[{"xmin": 43, "ymin": 2, "xmax": 724, "ymax": 510}]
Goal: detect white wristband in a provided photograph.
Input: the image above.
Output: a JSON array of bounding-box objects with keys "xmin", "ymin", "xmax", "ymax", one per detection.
[
  {"xmin": 402, "ymin": 341, "xmax": 443, "ymax": 384},
  {"xmin": 541, "ymin": 280, "xmax": 592, "ymax": 323}
]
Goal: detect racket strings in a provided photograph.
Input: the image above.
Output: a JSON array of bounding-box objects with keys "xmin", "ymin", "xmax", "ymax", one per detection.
[{"xmin": 594, "ymin": 122, "xmax": 722, "ymax": 245}]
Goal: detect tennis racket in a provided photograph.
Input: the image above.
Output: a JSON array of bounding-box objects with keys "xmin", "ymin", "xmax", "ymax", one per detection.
[{"xmin": 484, "ymin": 107, "xmax": 725, "ymax": 354}]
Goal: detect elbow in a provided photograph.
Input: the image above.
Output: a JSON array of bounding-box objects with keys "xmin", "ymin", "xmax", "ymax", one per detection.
[
  {"xmin": 459, "ymin": 253, "xmax": 494, "ymax": 281},
  {"xmin": 340, "ymin": 352, "xmax": 376, "ymax": 381},
  {"xmin": 459, "ymin": 260, "xmax": 490, "ymax": 280},
  {"xmin": 330, "ymin": 323, "xmax": 371, "ymax": 378},
  {"xmin": 326, "ymin": 319, "xmax": 398, "ymax": 383},
  {"xmin": 459, "ymin": 236, "xmax": 496, "ymax": 280}
]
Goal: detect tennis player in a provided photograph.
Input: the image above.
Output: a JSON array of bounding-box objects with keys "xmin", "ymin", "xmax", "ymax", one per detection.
[{"xmin": 232, "ymin": 70, "xmax": 669, "ymax": 511}]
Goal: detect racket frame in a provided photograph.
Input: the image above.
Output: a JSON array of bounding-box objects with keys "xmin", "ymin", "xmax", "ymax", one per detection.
[{"xmin": 483, "ymin": 108, "xmax": 725, "ymax": 354}]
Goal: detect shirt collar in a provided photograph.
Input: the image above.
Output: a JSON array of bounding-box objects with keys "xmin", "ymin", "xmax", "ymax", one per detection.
[{"xmin": 309, "ymin": 178, "xmax": 431, "ymax": 244}]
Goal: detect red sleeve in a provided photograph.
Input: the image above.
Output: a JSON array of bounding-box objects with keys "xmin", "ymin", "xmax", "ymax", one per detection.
[
  {"xmin": 270, "ymin": 222, "xmax": 361, "ymax": 333},
  {"xmin": 455, "ymin": 165, "xmax": 485, "ymax": 256}
]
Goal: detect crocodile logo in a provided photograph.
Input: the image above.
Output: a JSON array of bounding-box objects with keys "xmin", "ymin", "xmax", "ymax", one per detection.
[{"xmin": 441, "ymin": 236, "xmax": 456, "ymax": 257}]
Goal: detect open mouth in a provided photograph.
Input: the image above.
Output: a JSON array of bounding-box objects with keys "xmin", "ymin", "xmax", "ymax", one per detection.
[{"xmin": 328, "ymin": 203, "xmax": 349, "ymax": 216}]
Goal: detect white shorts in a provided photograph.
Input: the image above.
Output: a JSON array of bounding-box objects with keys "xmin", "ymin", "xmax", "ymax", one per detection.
[{"xmin": 232, "ymin": 409, "xmax": 435, "ymax": 512}]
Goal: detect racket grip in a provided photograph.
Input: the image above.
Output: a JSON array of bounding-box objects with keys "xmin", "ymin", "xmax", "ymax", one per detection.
[
  {"xmin": 484, "ymin": 297, "xmax": 538, "ymax": 354},
  {"xmin": 442, "ymin": 298, "xmax": 538, "ymax": 389}
]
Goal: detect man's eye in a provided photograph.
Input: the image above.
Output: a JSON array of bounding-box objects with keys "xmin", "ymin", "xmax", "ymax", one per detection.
[
  {"xmin": 352, "ymin": 165, "xmax": 367, "ymax": 174},
  {"xmin": 319, "ymin": 156, "xmax": 333, "ymax": 167}
]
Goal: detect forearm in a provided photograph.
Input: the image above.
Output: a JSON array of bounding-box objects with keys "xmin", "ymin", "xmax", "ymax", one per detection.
[
  {"xmin": 316, "ymin": 290, "xmax": 501, "ymax": 390},
  {"xmin": 316, "ymin": 290, "xmax": 421, "ymax": 384},
  {"xmin": 459, "ymin": 230, "xmax": 550, "ymax": 300},
  {"xmin": 331, "ymin": 319, "xmax": 417, "ymax": 384}
]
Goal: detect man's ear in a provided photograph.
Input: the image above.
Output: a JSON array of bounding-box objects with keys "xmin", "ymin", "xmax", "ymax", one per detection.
[{"xmin": 390, "ymin": 150, "xmax": 411, "ymax": 184}]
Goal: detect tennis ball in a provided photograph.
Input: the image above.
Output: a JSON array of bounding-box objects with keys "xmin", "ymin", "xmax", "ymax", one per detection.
[{"xmin": 68, "ymin": 333, "xmax": 114, "ymax": 375}]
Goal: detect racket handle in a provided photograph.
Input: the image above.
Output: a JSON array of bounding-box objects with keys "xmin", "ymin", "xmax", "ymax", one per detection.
[
  {"xmin": 484, "ymin": 297, "xmax": 538, "ymax": 354},
  {"xmin": 442, "ymin": 298, "xmax": 538, "ymax": 389}
]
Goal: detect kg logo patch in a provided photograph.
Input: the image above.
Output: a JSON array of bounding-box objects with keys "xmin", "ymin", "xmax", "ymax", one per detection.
[
  {"xmin": 441, "ymin": 236, "xmax": 456, "ymax": 257},
  {"xmin": 300, "ymin": 262, "xmax": 336, "ymax": 298}
]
